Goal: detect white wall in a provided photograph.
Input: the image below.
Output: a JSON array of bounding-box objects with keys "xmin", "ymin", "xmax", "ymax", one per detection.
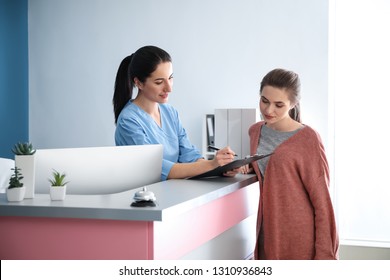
[{"xmin": 29, "ymin": 0, "xmax": 329, "ymax": 153}]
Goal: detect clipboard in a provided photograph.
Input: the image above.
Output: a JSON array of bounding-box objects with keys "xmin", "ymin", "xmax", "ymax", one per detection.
[{"xmin": 187, "ymin": 153, "xmax": 273, "ymax": 179}]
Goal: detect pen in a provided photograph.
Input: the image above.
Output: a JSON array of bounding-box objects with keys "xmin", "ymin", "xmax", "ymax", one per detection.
[{"xmin": 208, "ymin": 145, "xmax": 238, "ymax": 157}]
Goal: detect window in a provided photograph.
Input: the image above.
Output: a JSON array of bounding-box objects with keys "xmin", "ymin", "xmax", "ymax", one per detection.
[{"xmin": 329, "ymin": 0, "xmax": 390, "ymax": 247}]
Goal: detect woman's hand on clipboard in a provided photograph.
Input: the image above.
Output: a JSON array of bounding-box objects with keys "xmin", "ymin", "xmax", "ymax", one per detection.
[
  {"xmin": 240, "ymin": 155, "xmax": 255, "ymax": 174},
  {"xmin": 213, "ymin": 146, "xmax": 240, "ymax": 177},
  {"xmin": 223, "ymin": 167, "xmax": 241, "ymax": 177},
  {"xmin": 213, "ymin": 146, "xmax": 236, "ymax": 166},
  {"xmin": 240, "ymin": 164, "xmax": 253, "ymax": 174}
]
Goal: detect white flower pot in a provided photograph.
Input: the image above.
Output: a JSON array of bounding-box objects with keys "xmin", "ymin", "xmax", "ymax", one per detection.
[
  {"xmin": 50, "ymin": 185, "xmax": 67, "ymax": 201},
  {"xmin": 6, "ymin": 186, "xmax": 26, "ymax": 202},
  {"xmin": 15, "ymin": 154, "xmax": 36, "ymax": 199}
]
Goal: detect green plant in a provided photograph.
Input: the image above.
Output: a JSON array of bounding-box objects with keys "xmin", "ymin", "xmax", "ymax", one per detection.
[
  {"xmin": 12, "ymin": 142, "xmax": 36, "ymax": 155},
  {"xmin": 48, "ymin": 169, "xmax": 69, "ymax": 187},
  {"xmin": 8, "ymin": 166, "xmax": 24, "ymax": 189}
]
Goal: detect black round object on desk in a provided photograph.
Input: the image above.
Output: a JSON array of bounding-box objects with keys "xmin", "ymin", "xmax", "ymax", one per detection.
[
  {"xmin": 131, "ymin": 187, "xmax": 157, "ymax": 207},
  {"xmin": 131, "ymin": 200, "xmax": 156, "ymax": 207}
]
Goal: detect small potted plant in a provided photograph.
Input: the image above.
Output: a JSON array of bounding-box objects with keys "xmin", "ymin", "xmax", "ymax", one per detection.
[
  {"xmin": 48, "ymin": 169, "xmax": 69, "ymax": 201},
  {"xmin": 6, "ymin": 166, "xmax": 26, "ymax": 202},
  {"xmin": 12, "ymin": 142, "xmax": 36, "ymax": 156},
  {"xmin": 12, "ymin": 142, "xmax": 36, "ymax": 199}
]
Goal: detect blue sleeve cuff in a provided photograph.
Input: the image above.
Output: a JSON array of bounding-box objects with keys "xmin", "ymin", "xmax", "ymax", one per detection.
[{"xmin": 161, "ymin": 159, "xmax": 175, "ymax": 181}]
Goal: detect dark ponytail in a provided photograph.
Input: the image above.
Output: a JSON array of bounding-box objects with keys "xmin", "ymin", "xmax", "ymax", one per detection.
[
  {"xmin": 113, "ymin": 46, "xmax": 172, "ymax": 124},
  {"xmin": 113, "ymin": 55, "xmax": 134, "ymax": 124}
]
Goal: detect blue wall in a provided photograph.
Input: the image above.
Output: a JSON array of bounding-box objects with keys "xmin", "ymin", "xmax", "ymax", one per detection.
[{"xmin": 0, "ymin": 0, "xmax": 28, "ymax": 158}]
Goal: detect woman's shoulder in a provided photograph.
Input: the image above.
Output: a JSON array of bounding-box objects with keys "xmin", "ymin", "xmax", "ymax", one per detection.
[
  {"xmin": 300, "ymin": 124, "xmax": 323, "ymax": 140},
  {"xmin": 296, "ymin": 125, "xmax": 326, "ymax": 150},
  {"xmin": 119, "ymin": 101, "xmax": 144, "ymax": 118},
  {"xmin": 249, "ymin": 121, "xmax": 265, "ymax": 134}
]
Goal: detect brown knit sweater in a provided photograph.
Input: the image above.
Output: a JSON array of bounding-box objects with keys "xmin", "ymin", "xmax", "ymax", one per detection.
[{"xmin": 249, "ymin": 121, "xmax": 339, "ymax": 260}]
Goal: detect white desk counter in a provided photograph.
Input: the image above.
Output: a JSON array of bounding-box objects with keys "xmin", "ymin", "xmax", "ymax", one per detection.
[{"xmin": 0, "ymin": 174, "xmax": 259, "ymax": 260}]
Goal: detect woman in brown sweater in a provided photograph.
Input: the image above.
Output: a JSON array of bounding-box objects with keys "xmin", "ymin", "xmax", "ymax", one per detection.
[{"xmin": 248, "ymin": 68, "xmax": 339, "ymax": 259}]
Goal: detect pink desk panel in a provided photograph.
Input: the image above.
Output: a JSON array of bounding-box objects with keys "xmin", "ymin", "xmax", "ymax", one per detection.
[{"xmin": 0, "ymin": 183, "xmax": 257, "ymax": 260}]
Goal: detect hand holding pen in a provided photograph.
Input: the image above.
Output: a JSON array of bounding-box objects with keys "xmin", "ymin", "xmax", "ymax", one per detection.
[
  {"xmin": 208, "ymin": 145, "xmax": 238, "ymax": 157},
  {"xmin": 208, "ymin": 145, "xmax": 239, "ymax": 177}
]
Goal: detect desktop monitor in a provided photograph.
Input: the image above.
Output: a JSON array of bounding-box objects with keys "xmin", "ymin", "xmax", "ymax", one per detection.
[{"xmin": 34, "ymin": 144, "xmax": 163, "ymax": 195}]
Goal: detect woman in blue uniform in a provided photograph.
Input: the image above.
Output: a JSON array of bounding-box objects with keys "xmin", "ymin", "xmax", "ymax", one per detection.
[{"xmin": 113, "ymin": 45, "xmax": 237, "ymax": 180}]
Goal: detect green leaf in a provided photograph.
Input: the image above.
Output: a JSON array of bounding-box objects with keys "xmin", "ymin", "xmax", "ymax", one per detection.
[
  {"xmin": 12, "ymin": 142, "xmax": 36, "ymax": 155},
  {"xmin": 8, "ymin": 166, "xmax": 24, "ymax": 189},
  {"xmin": 48, "ymin": 169, "xmax": 69, "ymax": 186}
]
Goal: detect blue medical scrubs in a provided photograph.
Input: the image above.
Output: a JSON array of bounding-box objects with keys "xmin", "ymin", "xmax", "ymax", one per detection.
[{"xmin": 115, "ymin": 101, "xmax": 202, "ymax": 180}]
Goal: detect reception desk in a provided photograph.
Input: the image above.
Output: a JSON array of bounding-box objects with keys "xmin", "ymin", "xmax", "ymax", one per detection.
[{"xmin": 0, "ymin": 174, "xmax": 259, "ymax": 260}]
